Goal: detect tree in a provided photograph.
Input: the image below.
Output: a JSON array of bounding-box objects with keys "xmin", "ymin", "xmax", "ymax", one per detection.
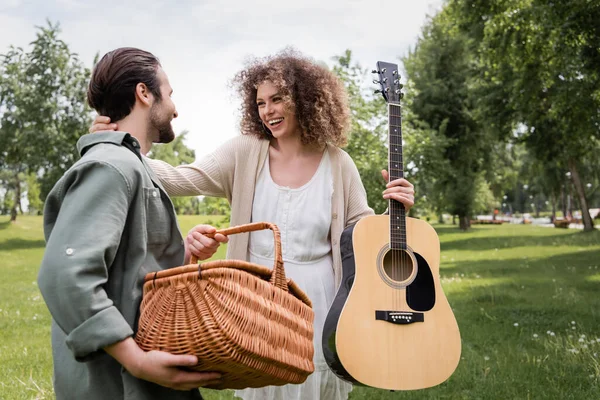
[
  {"xmin": 403, "ymin": 9, "xmax": 492, "ymax": 230},
  {"xmin": 398, "ymin": 79, "xmax": 451, "ymax": 221},
  {"xmin": 147, "ymin": 130, "xmax": 219, "ymax": 215},
  {"xmin": 332, "ymin": 50, "xmax": 390, "ymax": 214},
  {"xmin": 451, "ymin": 0, "xmax": 600, "ymax": 231},
  {"xmin": 197, "ymin": 196, "xmax": 231, "ymax": 216},
  {"xmin": 0, "ymin": 20, "xmax": 92, "ymax": 221},
  {"xmin": 25, "ymin": 173, "xmax": 43, "ymax": 215},
  {"xmin": 333, "ymin": 50, "xmax": 459, "ymax": 221}
]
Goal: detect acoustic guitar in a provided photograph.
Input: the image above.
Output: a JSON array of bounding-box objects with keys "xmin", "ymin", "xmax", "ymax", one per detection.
[{"xmin": 322, "ymin": 61, "xmax": 461, "ymax": 390}]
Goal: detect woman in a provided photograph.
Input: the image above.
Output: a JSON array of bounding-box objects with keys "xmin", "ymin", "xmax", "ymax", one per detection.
[{"xmin": 91, "ymin": 49, "xmax": 414, "ymax": 400}]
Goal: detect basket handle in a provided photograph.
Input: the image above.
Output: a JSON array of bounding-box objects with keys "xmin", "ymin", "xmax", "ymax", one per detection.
[{"xmin": 189, "ymin": 222, "xmax": 287, "ymax": 291}]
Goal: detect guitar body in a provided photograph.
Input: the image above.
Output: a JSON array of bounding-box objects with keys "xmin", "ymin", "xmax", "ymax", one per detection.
[{"xmin": 326, "ymin": 215, "xmax": 461, "ymax": 390}]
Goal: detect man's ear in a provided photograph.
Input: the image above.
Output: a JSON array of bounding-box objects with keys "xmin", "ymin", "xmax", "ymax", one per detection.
[{"xmin": 135, "ymin": 82, "xmax": 153, "ymax": 107}]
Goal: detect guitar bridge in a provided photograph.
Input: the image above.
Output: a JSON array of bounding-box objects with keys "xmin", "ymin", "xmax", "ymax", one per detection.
[{"xmin": 375, "ymin": 310, "xmax": 424, "ymax": 325}]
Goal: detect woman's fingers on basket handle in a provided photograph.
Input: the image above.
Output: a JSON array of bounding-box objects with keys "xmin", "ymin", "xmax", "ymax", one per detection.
[
  {"xmin": 186, "ymin": 224, "xmax": 228, "ymax": 261},
  {"xmin": 89, "ymin": 115, "xmax": 118, "ymax": 133},
  {"xmin": 139, "ymin": 351, "xmax": 222, "ymax": 390}
]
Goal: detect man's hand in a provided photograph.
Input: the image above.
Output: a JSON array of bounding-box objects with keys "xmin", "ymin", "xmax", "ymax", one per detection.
[
  {"xmin": 105, "ymin": 338, "xmax": 222, "ymax": 391},
  {"xmin": 131, "ymin": 350, "xmax": 222, "ymax": 390},
  {"xmin": 184, "ymin": 224, "xmax": 229, "ymax": 263}
]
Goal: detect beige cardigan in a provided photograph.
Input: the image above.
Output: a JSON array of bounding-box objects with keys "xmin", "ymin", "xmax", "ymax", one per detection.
[{"xmin": 146, "ymin": 135, "xmax": 374, "ymax": 287}]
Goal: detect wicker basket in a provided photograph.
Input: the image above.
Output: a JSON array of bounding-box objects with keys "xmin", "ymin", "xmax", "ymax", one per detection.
[{"xmin": 135, "ymin": 222, "xmax": 315, "ymax": 390}]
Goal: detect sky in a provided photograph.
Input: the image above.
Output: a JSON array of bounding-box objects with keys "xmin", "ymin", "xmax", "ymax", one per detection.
[{"xmin": 0, "ymin": 0, "xmax": 444, "ymax": 160}]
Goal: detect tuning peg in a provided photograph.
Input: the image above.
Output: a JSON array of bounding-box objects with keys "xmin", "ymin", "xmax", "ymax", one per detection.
[
  {"xmin": 393, "ymin": 70, "xmax": 399, "ymax": 76},
  {"xmin": 385, "ymin": 88, "xmax": 390, "ymax": 93},
  {"xmin": 400, "ymin": 93, "xmax": 405, "ymax": 99},
  {"xmin": 398, "ymin": 83, "xmax": 404, "ymax": 89},
  {"xmin": 395, "ymin": 89, "xmax": 402, "ymax": 95},
  {"xmin": 372, "ymin": 69, "xmax": 379, "ymax": 74},
  {"xmin": 373, "ymin": 79, "xmax": 380, "ymax": 84},
  {"xmin": 381, "ymin": 68, "xmax": 387, "ymax": 73},
  {"xmin": 374, "ymin": 89, "xmax": 382, "ymax": 94}
]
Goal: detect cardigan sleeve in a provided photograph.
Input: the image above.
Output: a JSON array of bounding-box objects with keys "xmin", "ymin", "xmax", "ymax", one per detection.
[
  {"xmin": 144, "ymin": 137, "xmax": 241, "ymax": 199},
  {"xmin": 145, "ymin": 155, "xmax": 226, "ymax": 198},
  {"xmin": 341, "ymin": 151, "xmax": 375, "ymax": 227}
]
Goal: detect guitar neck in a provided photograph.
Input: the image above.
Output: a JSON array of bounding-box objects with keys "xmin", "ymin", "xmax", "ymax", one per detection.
[{"xmin": 388, "ymin": 103, "xmax": 406, "ymax": 250}]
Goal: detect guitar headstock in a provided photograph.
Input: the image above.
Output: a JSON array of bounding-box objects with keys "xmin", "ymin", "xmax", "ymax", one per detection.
[{"xmin": 373, "ymin": 61, "xmax": 403, "ymax": 104}]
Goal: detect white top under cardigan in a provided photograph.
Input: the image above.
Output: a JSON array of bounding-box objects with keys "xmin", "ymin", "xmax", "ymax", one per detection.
[{"xmin": 234, "ymin": 151, "xmax": 353, "ymax": 400}]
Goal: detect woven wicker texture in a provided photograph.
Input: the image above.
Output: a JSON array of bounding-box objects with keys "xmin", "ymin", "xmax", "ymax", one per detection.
[{"xmin": 135, "ymin": 222, "xmax": 315, "ymax": 390}]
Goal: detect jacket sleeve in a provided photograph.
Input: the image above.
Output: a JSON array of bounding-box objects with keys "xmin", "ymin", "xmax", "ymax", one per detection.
[{"xmin": 38, "ymin": 160, "xmax": 134, "ymax": 362}]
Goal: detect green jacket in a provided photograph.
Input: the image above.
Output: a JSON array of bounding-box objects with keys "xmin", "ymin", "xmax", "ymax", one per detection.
[{"xmin": 38, "ymin": 132, "xmax": 202, "ymax": 400}]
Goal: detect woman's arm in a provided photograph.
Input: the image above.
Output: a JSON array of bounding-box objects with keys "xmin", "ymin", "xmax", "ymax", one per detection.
[
  {"xmin": 90, "ymin": 115, "xmax": 235, "ymax": 199},
  {"xmin": 145, "ymin": 155, "xmax": 227, "ymax": 198},
  {"xmin": 343, "ymin": 152, "xmax": 414, "ymax": 227}
]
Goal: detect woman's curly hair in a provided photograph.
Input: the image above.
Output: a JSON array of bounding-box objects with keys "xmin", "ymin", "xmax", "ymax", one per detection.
[{"xmin": 232, "ymin": 49, "xmax": 350, "ymax": 147}]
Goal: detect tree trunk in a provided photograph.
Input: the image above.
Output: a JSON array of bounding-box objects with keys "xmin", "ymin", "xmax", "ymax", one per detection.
[
  {"xmin": 561, "ymin": 186, "xmax": 567, "ymax": 218},
  {"xmin": 16, "ymin": 178, "xmax": 23, "ymax": 215},
  {"xmin": 10, "ymin": 193, "xmax": 17, "ymax": 223},
  {"xmin": 9, "ymin": 174, "xmax": 20, "ymax": 223},
  {"xmin": 568, "ymin": 159, "xmax": 594, "ymax": 231},
  {"xmin": 459, "ymin": 214, "xmax": 470, "ymax": 230}
]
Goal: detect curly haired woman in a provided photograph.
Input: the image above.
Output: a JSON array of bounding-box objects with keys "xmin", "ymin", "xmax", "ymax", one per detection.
[{"xmin": 91, "ymin": 49, "xmax": 414, "ymax": 400}]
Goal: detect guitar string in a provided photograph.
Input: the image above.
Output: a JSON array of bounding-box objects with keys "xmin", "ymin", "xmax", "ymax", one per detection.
[{"xmin": 391, "ymin": 103, "xmax": 401, "ymax": 311}]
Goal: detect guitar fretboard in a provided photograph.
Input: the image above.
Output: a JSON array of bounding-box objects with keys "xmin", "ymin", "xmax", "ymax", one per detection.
[{"xmin": 388, "ymin": 103, "xmax": 406, "ymax": 250}]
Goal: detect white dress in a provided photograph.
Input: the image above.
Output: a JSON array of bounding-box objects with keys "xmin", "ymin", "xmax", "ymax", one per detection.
[{"xmin": 234, "ymin": 151, "xmax": 353, "ymax": 400}]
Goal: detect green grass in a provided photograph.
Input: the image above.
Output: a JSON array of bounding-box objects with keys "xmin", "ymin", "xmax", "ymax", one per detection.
[{"xmin": 1, "ymin": 216, "xmax": 599, "ymax": 399}]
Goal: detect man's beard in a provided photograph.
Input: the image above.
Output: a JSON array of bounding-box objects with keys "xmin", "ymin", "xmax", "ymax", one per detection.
[{"xmin": 150, "ymin": 104, "xmax": 175, "ymax": 144}]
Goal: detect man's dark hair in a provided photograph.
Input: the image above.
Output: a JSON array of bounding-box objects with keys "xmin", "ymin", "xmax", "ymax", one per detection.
[{"xmin": 87, "ymin": 47, "xmax": 162, "ymax": 122}]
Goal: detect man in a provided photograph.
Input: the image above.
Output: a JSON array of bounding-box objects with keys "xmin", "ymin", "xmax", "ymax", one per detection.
[{"xmin": 38, "ymin": 47, "xmax": 220, "ymax": 399}]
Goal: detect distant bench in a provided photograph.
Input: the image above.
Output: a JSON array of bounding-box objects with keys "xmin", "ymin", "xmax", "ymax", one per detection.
[
  {"xmin": 471, "ymin": 219, "xmax": 505, "ymax": 225},
  {"xmin": 553, "ymin": 218, "xmax": 571, "ymax": 228}
]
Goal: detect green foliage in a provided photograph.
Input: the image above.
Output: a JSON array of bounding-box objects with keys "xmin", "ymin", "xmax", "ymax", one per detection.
[
  {"xmin": 147, "ymin": 131, "xmax": 230, "ymax": 217},
  {"xmin": 1, "ymin": 188, "xmax": 15, "ymax": 215},
  {"xmin": 147, "ymin": 130, "xmax": 195, "ymax": 166},
  {"xmin": 400, "ymin": 0, "xmax": 599, "ymax": 229},
  {"xmin": 449, "ymin": 0, "xmax": 599, "ymax": 230},
  {"xmin": 401, "ymin": 81, "xmax": 452, "ymax": 217},
  {"xmin": 197, "ymin": 196, "xmax": 231, "ymax": 216},
  {"xmin": 332, "ymin": 50, "xmax": 389, "ymax": 214},
  {"xmin": 471, "ymin": 173, "xmax": 497, "ymax": 215},
  {"xmin": 0, "ymin": 20, "xmax": 92, "ymax": 221},
  {"xmin": 403, "ymin": 10, "xmax": 492, "ymax": 229},
  {"xmin": 25, "ymin": 173, "xmax": 43, "ymax": 215}
]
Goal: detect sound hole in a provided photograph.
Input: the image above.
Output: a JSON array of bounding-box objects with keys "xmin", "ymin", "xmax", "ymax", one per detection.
[{"xmin": 382, "ymin": 249, "xmax": 414, "ymax": 283}]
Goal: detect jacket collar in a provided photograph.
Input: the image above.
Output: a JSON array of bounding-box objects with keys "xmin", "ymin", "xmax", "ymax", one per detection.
[{"xmin": 77, "ymin": 131, "xmax": 142, "ymax": 157}]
